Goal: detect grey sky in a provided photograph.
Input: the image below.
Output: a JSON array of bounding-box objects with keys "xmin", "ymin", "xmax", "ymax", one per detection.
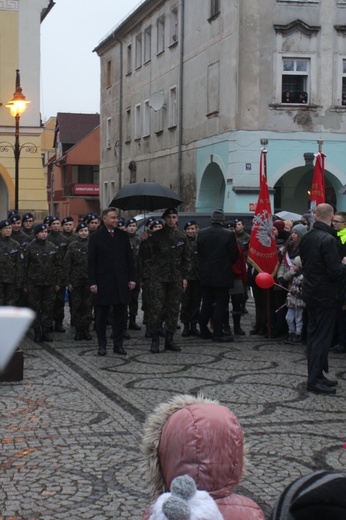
[{"xmin": 40, "ymin": 0, "xmax": 141, "ymax": 122}]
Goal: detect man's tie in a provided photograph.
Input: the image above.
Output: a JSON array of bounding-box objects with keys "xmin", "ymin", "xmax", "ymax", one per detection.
[{"xmin": 110, "ymin": 229, "xmax": 114, "ymax": 237}]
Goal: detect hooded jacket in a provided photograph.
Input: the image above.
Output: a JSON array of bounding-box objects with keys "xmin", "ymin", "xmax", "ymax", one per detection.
[{"xmin": 141, "ymin": 394, "xmax": 265, "ymax": 520}]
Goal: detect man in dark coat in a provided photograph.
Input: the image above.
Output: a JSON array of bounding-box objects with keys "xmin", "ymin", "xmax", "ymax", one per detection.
[
  {"xmin": 300, "ymin": 203, "xmax": 346, "ymax": 395},
  {"xmin": 88, "ymin": 207, "xmax": 136, "ymax": 356},
  {"xmin": 197, "ymin": 208, "xmax": 239, "ymax": 343}
]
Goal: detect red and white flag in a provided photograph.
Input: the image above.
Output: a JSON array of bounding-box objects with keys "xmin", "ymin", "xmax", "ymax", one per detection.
[
  {"xmin": 248, "ymin": 150, "xmax": 279, "ymax": 276},
  {"xmin": 310, "ymin": 152, "xmax": 325, "ymax": 211}
]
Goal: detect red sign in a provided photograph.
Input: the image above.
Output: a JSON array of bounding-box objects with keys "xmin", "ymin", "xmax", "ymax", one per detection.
[{"xmin": 73, "ymin": 184, "xmax": 99, "ymax": 196}]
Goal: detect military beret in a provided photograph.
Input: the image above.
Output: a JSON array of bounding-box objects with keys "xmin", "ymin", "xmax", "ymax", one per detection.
[
  {"xmin": 162, "ymin": 208, "xmax": 178, "ymax": 219},
  {"xmin": 126, "ymin": 218, "xmax": 137, "ymax": 227},
  {"xmin": 184, "ymin": 220, "xmax": 197, "ymax": 230},
  {"xmin": 43, "ymin": 215, "xmax": 52, "ymax": 225},
  {"xmin": 149, "ymin": 219, "xmax": 164, "ymax": 230},
  {"xmin": 48, "ymin": 216, "xmax": 60, "ymax": 226},
  {"xmin": 22, "ymin": 212, "xmax": 34, "ymax": 222},
  {"xmin": 234, "ymin": 218, "xmax": 244, "ymax": 224},
  {"xmin": 8, "ymin": 210, "xmax": 19, "ymax": 219},
  {"xmin": 62, "ymin": 216, "xmax": 73, "ymax": 225},
  {"xmin": 224, "ymin": 220, "xmax": 236, "ymax": 229},
  {"xmin": 86, "ymin": 214, "xmax": 99, "ymax": 224},
  {"xmin": 34, "ymin": 223, "xmax": 47, "ymax": 235},
  {"xmin": 118, "ymin": 217, "xmax": 126, "ymax": 228},
  {"xmin": 10, "ymin": 215, "xmax": 21, "ymax": 224},
  {"xmin": 76, "ymin": 222, "xmax": 88, "ymax": 233},
  {"xmin": 145, "ymin": 216, "xmax": 155, "ymax": 227},
  {"xmin": 0, "ymin": 219, "xmax": 11, "ymax": 229}
]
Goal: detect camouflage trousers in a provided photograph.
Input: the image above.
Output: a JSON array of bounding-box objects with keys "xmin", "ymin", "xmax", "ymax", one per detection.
[
  {"xmin": 70, "ymin": 283, "xmax": 93, "ymax": 327},
  {"xmin": 53, "ymin": 285, "xmax": 66, "ymax": 324},
  {"xmin": 128, "ymin": 283, "xmax": 140, "ymax": 317},
  {"xmin": 27, "ymin": 285, "xmax": 56, "ymax": 328},
  {"xmin": 148, "ymin": 279, "xmax": 183, "ymax": 335},
  {"xmin": 0, "ymin": 282, "xmax": 18, "ymax": 306},
  {"xmin": 180, "ymin": 279, "xmax": 201, "ymax": 324}
]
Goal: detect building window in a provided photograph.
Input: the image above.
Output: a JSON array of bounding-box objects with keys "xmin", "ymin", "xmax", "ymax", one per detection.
[
  {"xmin": 207, "ymin": 61, "xmax": 220, "ymax": 115},
  {"xmin": 143, "ymin": 99, "xmax": 150, "ymax": 136},
  {"xmin": 127, "ymin": 44, "xmax": 132, "ymax": 75},
  {"xmin": 157, "ymin": 15, "xmax": 165, "ymax": 54},
  {"xmin": 106, "ymin": 59, "xmax": 112, "ymax": 87},
  {"xmin": 106, "ymin": 117, "xmax": 111, "ymax": 149},
  {"xmin": 125, "ymin": 108, "xmax": 131, "ymax": 142},
  {"xmin": 144, "ymin": 26, "xmax": 151, "ymax": 63},
  {"xmin": 281, "ymin": 58, "xmax": 309, "ymax": 104},
  {"xmin": 135, "ymin": 33, "xmax": 142, "ymax": 69},
  {"xmin": 210, "ymin": 0, "xmax": 220, "ymax": 19},
  {"xmin": 170, "ymin": 7, "xmax": 178, "ymax": 45},
  {"xmin": 110, "ymin": 181, "xmax": 115, "ymax": 199},
  {"xmin": 168, "ymin": 86, "xmax": 177, "ymax": 128},
  {"xmin": 135, "ymin": 103, "xmax": 141, "ymax": 139},
  {"xmin": 342, "ymin": 59, "xmax": 346, "ymax": 105},
  {"xmin": 104, "ymin": 181, "xmax": 108, "ymax": 207}
]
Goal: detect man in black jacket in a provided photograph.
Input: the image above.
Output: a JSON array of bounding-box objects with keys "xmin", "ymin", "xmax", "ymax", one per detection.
[
  {"xmin": 88, "ymin": 207, "xmax": 136, "ymax": 356},
  {"xmin": 197, "ymin": 208, "xmax": 239, "ymax": 343},
  {"xmin": 300, "ymin": 203, "xmax": 346, "ymax": 394}
]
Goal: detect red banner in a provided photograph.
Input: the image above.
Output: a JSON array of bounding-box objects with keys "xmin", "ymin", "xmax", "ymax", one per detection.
[
  {"xmin": 310, "ymin": 152, "xmax": 325, "ymax": 211},
  {"xmin": 73, "ymin": 184, "xmax": 99, "ymax": 196},
  {"xmin": 248, "ymin": 150, "xmax": 279, "ymax": 276}
]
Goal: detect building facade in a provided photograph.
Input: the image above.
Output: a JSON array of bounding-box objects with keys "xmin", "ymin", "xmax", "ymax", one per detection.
[
  {"xmin": 46, "ymin": 113, "xmax": 100, "ymax": 223},
  {"xmin": 95, "ymin": 0, "xmax": 346, "ymax": 214},
  {"xmin": 0, "ymin": 0, "xmax": 54, "ymax": 219}
]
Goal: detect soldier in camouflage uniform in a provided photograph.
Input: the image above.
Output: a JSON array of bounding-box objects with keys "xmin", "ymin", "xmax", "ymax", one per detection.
[
  {"xmin": 86, "ymin": 214, "xmax": 100, "ymax": 236},
  {"xmin": 10, "ymin": 214, "xmax": 33, "ymax": 250},
  {"xmin": 180, "ymin": 220, "xmax": 201, "ymax": 337},
  {"xmin": 125, "ymin": 217, "xmax": 142, "ymax": 330},
  {"xmin": 64, "ymin": 222, "xmax": 92, "ymax": 341},
  {"xmin": 24, "ymin": 223, "xmax": 63, "ymax": 343},
  {"xmin": 0, "ymin": 219, "xmax": 23, "ymax": 306},
  {"xmin": 22, "ymin": 212, "xmax": 35, "ymax": 239},
  {"xmin": 138, "ymin": 217, "xmax": 158, "ymax": 338},
  {"xmin": 47, "ymin": 216, "xmax": 70, "ymax": 332},
  {"xmin": 62, "ymin": 216, "xmax": 75, "ymax": 238},
  {"xmin": 146, "ymin": 208, "xmax": 191, "ymax": 353}
]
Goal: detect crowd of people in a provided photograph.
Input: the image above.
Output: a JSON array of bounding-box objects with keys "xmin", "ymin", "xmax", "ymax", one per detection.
[{"xmin": 1, "ymin": 203, "xmax": 346, "ymax": 392}]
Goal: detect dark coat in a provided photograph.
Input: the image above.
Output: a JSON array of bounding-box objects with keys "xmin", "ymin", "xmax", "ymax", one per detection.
[
  {"xmin": 300, "ymin": 220, "xmax": 346, "ymax": 307},
  {"xmin": 88, "ymin": 225, "xmax": 136, "ymax": 305},
  {"xmin": 197, "ymin": 223, "xmax": 239, "ymax": 287}
]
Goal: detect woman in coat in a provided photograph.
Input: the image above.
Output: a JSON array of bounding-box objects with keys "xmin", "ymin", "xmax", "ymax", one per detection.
[{"xmin": 141, "ymin": 394, "xmax": 265, "ymax": 520}]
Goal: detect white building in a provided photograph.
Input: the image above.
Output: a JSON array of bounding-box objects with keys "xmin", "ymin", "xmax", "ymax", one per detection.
[{"xmin": 95, "ymin": 0, "xmax": 346, "ymax": 214}]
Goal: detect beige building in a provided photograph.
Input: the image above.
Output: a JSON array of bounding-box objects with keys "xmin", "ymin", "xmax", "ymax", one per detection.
[
  {"xmin": 95, "ymin": 0, "xmax": 346, "ymax": 214},
  {"xmin": 0, "ymin": 0, "xmax": 54, "ymax": 219}
]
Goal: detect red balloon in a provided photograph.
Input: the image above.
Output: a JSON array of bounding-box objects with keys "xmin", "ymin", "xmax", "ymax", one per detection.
[{"xmin": 255, "ymin": 272, "xmax": 274, "ymax": 289}]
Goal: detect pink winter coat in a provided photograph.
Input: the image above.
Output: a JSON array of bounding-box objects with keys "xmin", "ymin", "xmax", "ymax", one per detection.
[{"xmin": 141, "ymin": 394, "xmax": 265, "ymax": 520}]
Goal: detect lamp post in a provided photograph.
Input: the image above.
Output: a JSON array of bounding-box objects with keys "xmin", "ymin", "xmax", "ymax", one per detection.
[{"xmin": 4, "ymin": 70, "xmax": 32, "ymax": 210}]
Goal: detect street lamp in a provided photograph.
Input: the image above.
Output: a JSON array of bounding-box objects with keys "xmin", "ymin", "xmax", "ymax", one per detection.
[{"xmin": 2, "ymin": 70, "xmax": 35, "ymax": 210}]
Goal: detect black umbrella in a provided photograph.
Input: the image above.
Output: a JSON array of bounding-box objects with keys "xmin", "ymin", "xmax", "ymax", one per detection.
[{"xmin": 109, "ymin": 182, "xmax": 183, "ymax": 211}]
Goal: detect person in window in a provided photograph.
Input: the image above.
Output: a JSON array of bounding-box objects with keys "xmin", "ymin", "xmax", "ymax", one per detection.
[
  {"xmin": 282, "ymin": 91, "xmax": 293, "ymax": 103},
  {"xmin": 298, "ymin": 91, "xmax": 307, "ymax": 104}
]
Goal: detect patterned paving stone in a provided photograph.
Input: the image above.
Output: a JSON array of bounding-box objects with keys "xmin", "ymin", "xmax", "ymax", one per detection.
[{"xmin": 1, "ymin": 298, "xmax": 346, "ymax": 518}]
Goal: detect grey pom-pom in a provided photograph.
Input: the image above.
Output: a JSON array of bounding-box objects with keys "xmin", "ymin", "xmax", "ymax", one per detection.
[
  {"xmin": 171, "ymin": 475, "xmax": 197, "ymax": 501},
  {"xmin": 162, "ymin": 496, "xmax": 190, "ymax": 520}
]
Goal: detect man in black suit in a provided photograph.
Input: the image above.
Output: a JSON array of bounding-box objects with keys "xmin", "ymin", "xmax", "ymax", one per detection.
[
  {"xmin": 197, "ymin": 208, "xmax": 239, "ymax": 343},
  {"xmin": 88, "ymin": 207, "xmax": 136, "ymax": 356}
]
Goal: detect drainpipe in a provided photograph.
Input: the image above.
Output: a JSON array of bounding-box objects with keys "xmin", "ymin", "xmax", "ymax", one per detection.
[
  {"xmin": 114, "ymin": 35, "xmax": 123, "ymax": 190},
  {"xmin": 177, "ymin": 0, "xmax": 185, "ymax": 198}
]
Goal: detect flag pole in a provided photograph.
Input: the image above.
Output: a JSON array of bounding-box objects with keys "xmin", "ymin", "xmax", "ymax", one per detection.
[
  {"xmin": 317, "ymin": 139, "xmax": 323, "ymax": 153},
  {"xmin": 260, "ymin": 138, "xmax": 268, "ymax": 179}
]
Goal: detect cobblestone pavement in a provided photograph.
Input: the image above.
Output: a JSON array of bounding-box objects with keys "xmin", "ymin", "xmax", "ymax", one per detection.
[{"xmin": 1, "ymin": 298, "xmax": 346, "ymax": 519}]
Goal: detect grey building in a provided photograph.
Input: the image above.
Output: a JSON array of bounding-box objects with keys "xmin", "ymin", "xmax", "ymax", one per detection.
[{"xmin": 95, "ymin": 0, "xmax": 346, "ymax": 214}]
